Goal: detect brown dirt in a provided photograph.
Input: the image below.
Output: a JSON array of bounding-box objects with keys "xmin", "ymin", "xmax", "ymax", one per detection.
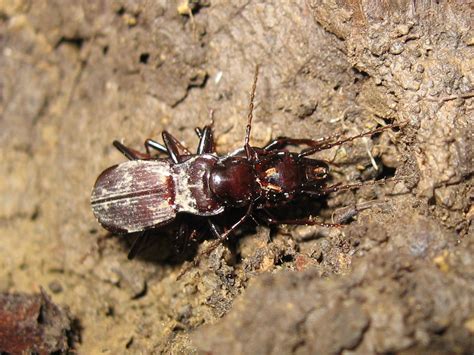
[
  {"xmin": 0, "ymin": 0, "xmax": 472, "ymax": 353},
  {"xmin": 0, "ymin": 290, "xmax": 74, "ymax": 353}
]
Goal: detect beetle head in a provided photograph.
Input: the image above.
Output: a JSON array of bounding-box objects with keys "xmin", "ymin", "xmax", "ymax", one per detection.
[{"xmin": 301, "ymin": 158, "xmax": 329, "ymax": 185}]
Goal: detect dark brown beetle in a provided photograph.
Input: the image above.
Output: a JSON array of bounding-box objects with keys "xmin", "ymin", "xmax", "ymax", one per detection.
[{"xmin": 91, "ymin": 66, "xmax": 401, "ymax": 258}]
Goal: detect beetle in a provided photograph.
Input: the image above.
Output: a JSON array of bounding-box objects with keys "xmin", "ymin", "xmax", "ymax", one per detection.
[{"xmin": 91, "ymin": 66, "xmax": 401, "ymax": 258}]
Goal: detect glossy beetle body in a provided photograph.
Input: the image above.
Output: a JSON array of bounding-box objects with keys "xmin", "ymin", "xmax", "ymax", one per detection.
[
  {"xmin": 91, "ymin": 155, "xmax": 224, "ymax": 234},
  {"xmin": 91, "ymin": 66, "xmax": 400, "ymax": 258}
]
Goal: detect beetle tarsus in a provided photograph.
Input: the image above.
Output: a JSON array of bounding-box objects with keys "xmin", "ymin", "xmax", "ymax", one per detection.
[{"xmin": 113, "ymin": 140, "xmax": 151, "ymax": 160}]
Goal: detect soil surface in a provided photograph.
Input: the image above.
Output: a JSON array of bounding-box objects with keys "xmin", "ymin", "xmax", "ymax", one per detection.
[{"xmin": 0, "ymin": 0, "xmax": 472, "ymax": 353}]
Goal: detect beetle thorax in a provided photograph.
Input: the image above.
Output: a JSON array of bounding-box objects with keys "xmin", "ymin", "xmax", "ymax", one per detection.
[{"xmin": 209, "ymin": 157, "xmax": 258, "ymax": 206}]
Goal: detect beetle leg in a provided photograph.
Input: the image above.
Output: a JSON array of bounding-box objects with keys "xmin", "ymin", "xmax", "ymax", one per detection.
[
  {"xmin": 144, "ymin": 138, "xmax": 168, "ymax": 156},
  {"xmin": 331, "ymin": 200, "xmax": 388, "ymax": 224},
  {"xmin": 195, "ymin": 109, "xmax": 215, "ymax": 149},
  {"xmin": 147, "ymin": 134, "xmax": 192, "ymax": 159},
  {"xmin": 258, "ymin": 208, "xmax": 343, "ymax": 228},
  {"xmin": 177, "ymin": 207, "xmax": 255, "ymax": 280},
  {"xmin": 207, "ymin": 219, "xmax": 222, "ymax": 239},
  {"xmin": 162, "ymin": 131, "xmax": 185, "ymax": 164},
  {"xmin": 176, "ymin": 222, "xmax": 190, "ymax": 254},
  {"xmin": 203, "ymin": 204, "xmax": 255, "ymax": 256},
  {"xmin": 218, "ymin": 204, "xmax": 254, "ymax": 242},
  {"xmin": 127, "ymin": 231, "xmax": 150, "ymax": 259},
  {"xmin": 113, "ymin": 141, "xmax": 151, "ymax": 160},
  {"xmin": 195, "ymin": 127, "xmax": 203, "ymax": 138},
  {"xmin": 170, "ymin": 134, "xmax": 192, "ymax": 155},
  {"xmin": 298, "ymin": 123, "xmax": 403, "ymax": 158},
  {"xmin": 197, "ymin": 125, "xmax": 215, "ymax": 154},
  {"xmin": 162, "ymin": 131, "xmax": 192, "ymax": 163},
  {"xmin": 265, "ymin": 123, "xmax": 404, "ymax": 154},
  {"xmin": 303, "ymin": 177, "xmax": 404, "ymax": 197},
  {"xmin": 188, "ymin": 228, "xmax": 200, "ymax": 243}
]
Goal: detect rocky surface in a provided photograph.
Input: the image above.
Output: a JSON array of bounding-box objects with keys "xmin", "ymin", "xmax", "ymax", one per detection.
[
  {"xmin": 0, "ymin": 290, "xmax": 75, "ymax": 353},
  {"xmin": 0, "ymin": 0, "xmax": 472, "ymax": 353}
]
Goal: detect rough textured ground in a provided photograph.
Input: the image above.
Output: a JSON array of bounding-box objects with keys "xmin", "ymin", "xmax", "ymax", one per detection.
[
  {"xmin": 0, "ymin": 291, "xmax": 74, "ymax": 353},
  {"xmin": 0, "ymin": 0, "xmax": 472, "ymax": 353}
]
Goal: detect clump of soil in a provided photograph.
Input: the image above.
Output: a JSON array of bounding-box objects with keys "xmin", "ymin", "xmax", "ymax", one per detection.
[{"xmin": 0, "ymin": 290, "xmax": 76, "ymax": 353}]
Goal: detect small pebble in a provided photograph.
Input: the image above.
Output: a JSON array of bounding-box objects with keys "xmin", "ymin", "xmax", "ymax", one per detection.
[{"xmin": 48, "ymin": 280, "xmax": 63, "ymax": 294}]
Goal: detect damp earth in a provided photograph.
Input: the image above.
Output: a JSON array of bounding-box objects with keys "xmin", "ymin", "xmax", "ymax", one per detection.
[{"xmin": 0, "ymin": 1, "xmax": 472, "ymax": 353}]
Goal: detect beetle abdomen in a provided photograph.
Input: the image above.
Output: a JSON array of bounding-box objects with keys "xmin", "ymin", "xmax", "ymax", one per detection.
[{"xmin": 91, "ymin": 160, "xmax": 175, "ymax": 233}]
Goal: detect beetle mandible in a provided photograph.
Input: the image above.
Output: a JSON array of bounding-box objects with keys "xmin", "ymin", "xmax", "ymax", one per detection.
[{"xmin": 91, "ymin": 66, "xmax": 401, "ymax": 258}]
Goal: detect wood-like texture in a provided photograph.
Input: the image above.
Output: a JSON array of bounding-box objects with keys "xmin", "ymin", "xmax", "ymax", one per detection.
[{"xmin": 0, "ymin": 291, "xmax": 73, "ymax": 353}]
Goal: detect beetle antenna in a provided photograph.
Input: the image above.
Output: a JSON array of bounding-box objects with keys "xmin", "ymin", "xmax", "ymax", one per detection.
[
  {"xmin": 298, "ymin": 122, "xmax": 407, "ymax": 158},
  {"xmin": 244, "ymin": 65, "xmax": 259, "ymax": 160},
  {"xmin": 303, "ymin": 176, "xmax": 407, "ymax": 197}
]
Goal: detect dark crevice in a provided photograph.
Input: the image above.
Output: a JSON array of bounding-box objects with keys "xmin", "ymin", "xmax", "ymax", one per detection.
[
  {"xmin": 131, "ymin": 283, "xmax": 148, "ymax": 300},
  {"xmin": 188, "ymin": 71, "xmax": 209, "ymax": 88},
  {"xmin": 378, "ymin": 164, "xmax": 397, "ymax": 180},
  {"xmin": 427, "ymin": 196, "xmax": 436, "ymax": 206},
  {"xmin": 30, "ymin": 206, "xmax": 40, "ymax": 221},
  {"xmin": 139, "ymin": 52, "xmax": 150, "ymax": 64},
  {"xmin": 68, "ymin": 318, "xmax": 83, "ymax": 349},
  {"xmin": 351, "ymin": 67, "xmax": 370, "ymax": 84},
  {"xmin": 170, "ymin": 73, "xmax": 209, "ymax": 108},
  {"xmin": 55, "ymin": 36, "xmax": 84, "ymax": 50},
  {"xmin": 181, "ymin": 1, "xmax": 210, "ymax": 16},
  {"xmin": 116, "ymin": 6, "xmax": 126, "ymax": 16},
  {"xmin": 37, "ymin": 304, "xmax": 45, "ymax": 324},
  {"xmin": 275, "ymin": 254, "xmax": 294, "ymax": 266}
]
